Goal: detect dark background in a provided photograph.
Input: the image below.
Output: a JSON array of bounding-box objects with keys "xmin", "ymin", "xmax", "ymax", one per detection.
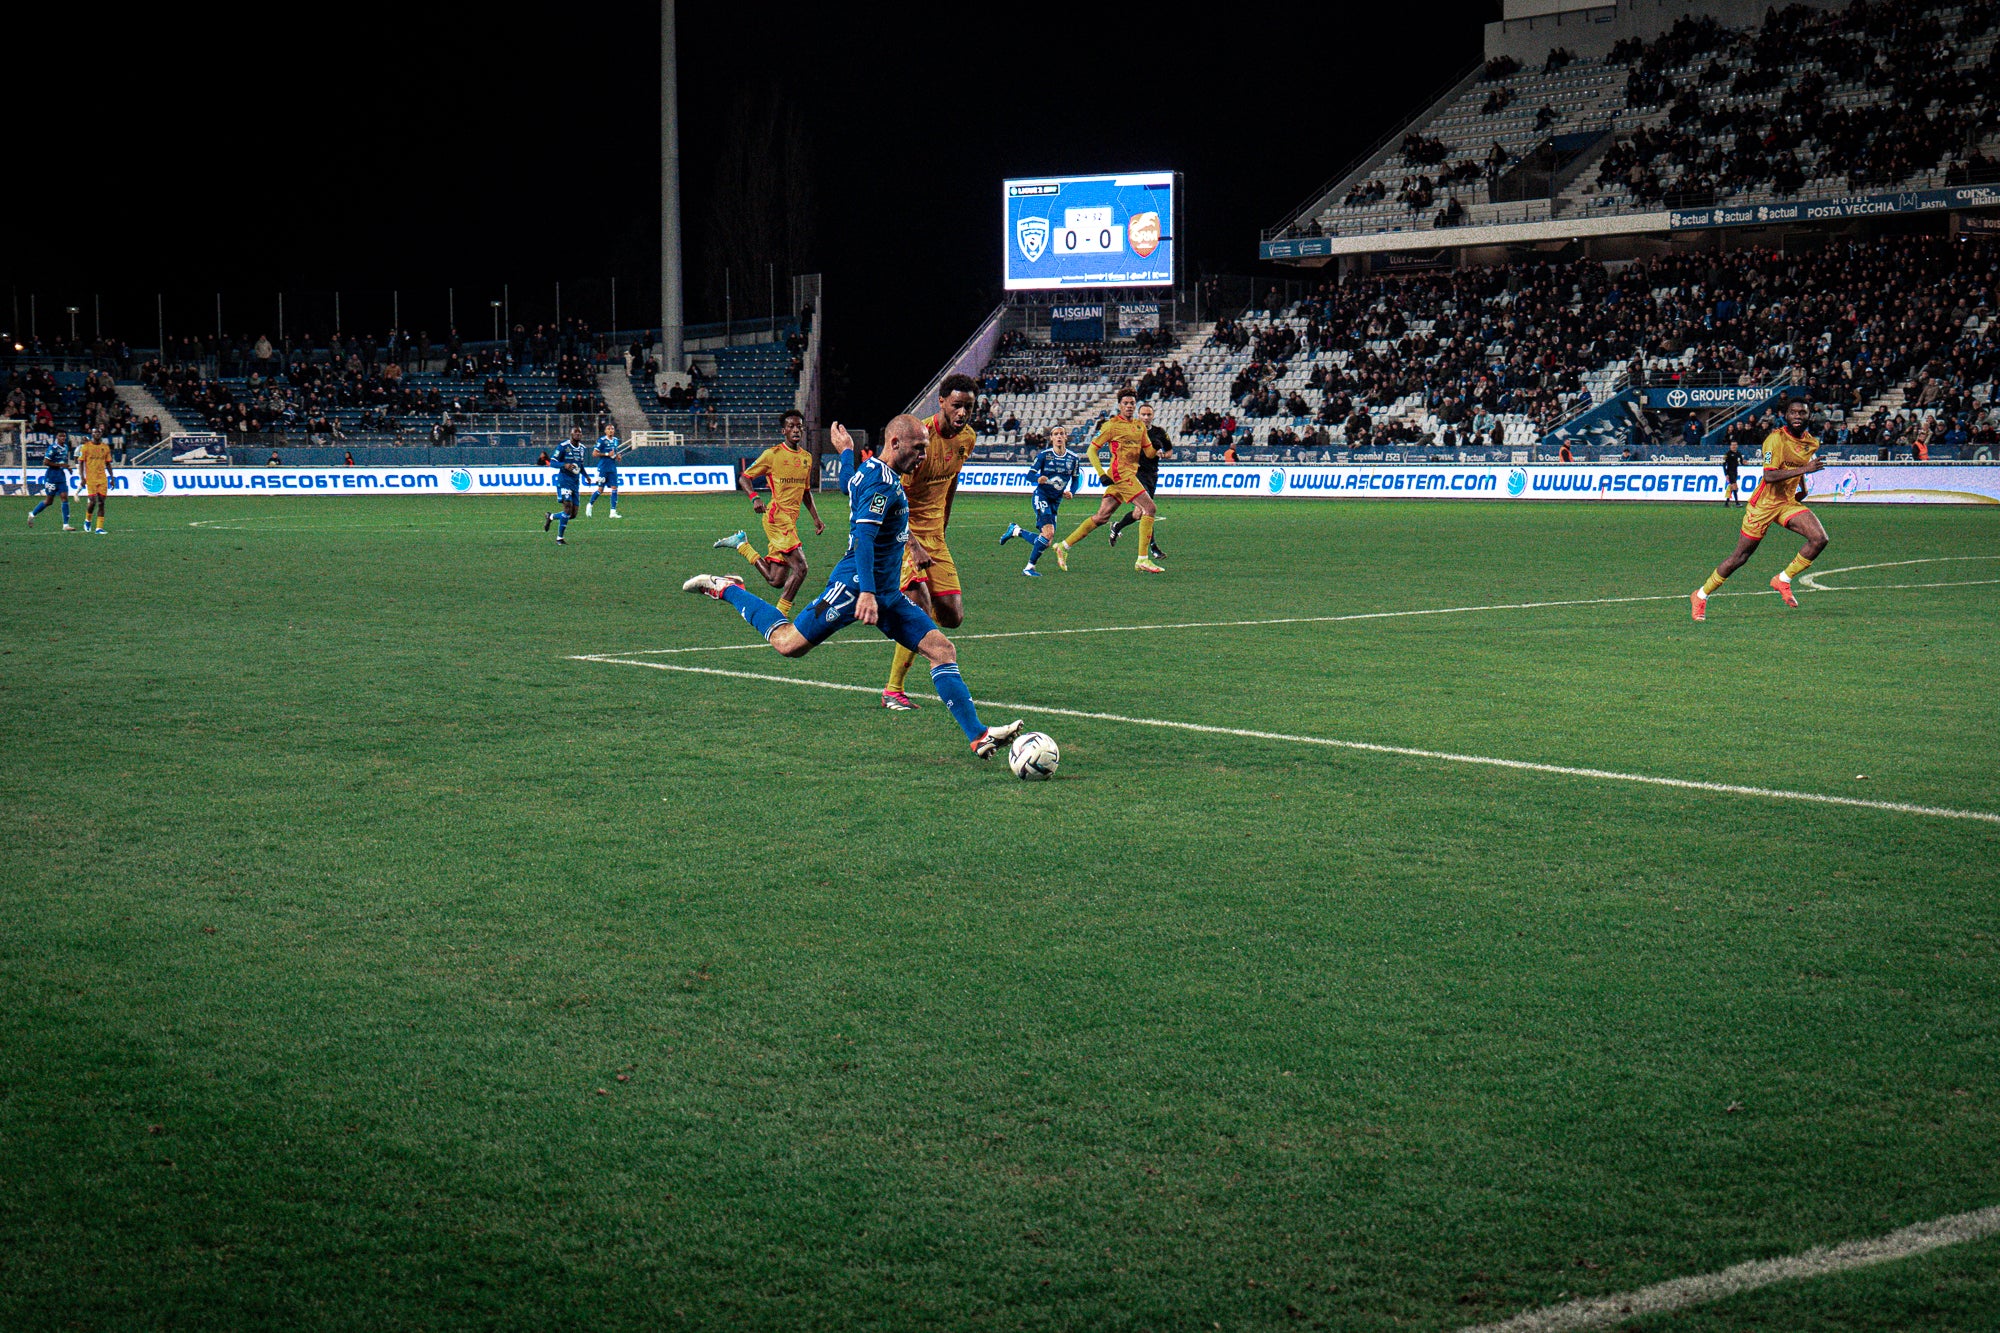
[{"xmin": 9, "ymin": 1, "xmax": 1498, "ymax": 424}]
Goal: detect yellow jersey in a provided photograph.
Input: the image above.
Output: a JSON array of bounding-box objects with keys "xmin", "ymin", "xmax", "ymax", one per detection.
[
  {"xmin": 78, "ymin": 440, "xmax": 113, "ymax": 487},
  {"xmin": 1089, "ymin": 415, "xmax": 1155, "ymax": 483},
  {"xmin": 745, "ymin": 443, "xmax": 814, "ymax": 518},
  {"xmin": 903, "ymin": 413, "xmax": 975, "ymax": 534},
  {"xmin": 1756, "ymin": 426, "xmax": 1819, "ymax": 505}
]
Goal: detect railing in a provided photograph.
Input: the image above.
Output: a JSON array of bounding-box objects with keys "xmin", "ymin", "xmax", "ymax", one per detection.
[
  {"xmin": 1262, "ymin": 60, "xmax": 1483, "ymax": 241},
  {"xmin": 175, "ymin": 410, "xmax": 805, "ymax": 452}
]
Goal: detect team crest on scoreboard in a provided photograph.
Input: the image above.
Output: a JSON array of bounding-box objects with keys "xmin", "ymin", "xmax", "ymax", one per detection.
[
  {"xmin": 1128, "ymin": 211, "xmax": 1162, "ymax": 258},
  {"xmin": 1016, "ymin": 215, "xmax": 1049, "ymax": 263}
]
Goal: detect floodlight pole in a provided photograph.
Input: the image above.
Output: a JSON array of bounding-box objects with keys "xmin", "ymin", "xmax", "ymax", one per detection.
[{"xmin": 661, "ymin": 0, "xmax": 684, "ymax": 372}]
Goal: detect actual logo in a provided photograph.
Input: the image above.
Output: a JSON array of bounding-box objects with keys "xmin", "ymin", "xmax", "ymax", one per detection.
[
  {"xmin": 1016, "ymin": 215, "xmax": 1049, "ymax": 263},
  {"xmin": 142, "ymin": 469, "xmax": 165, "ymax": 493},
  {"xmin": 1507, "ymin": 468, "xmax": 1527, "ymax": 496},
  {"xmin": 1129, "ymin": 211, "xmax": 1162, "ymax": 259},
  {"xmin": 449, "ymin": 469, "xmax": 472, "ymax": 492},
  {"xmin": 1665, "ymin": 388, "xmax": 1689, "ymax": 408},
  {"xmin": 1267, "ymin": 468, "xmax": 1286, "ymax": 494}
]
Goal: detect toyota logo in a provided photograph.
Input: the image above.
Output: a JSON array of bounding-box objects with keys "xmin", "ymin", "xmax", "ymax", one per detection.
[{"xmin": 1665, "ymin": 389, "xmax": 1689, "ymax": 409}]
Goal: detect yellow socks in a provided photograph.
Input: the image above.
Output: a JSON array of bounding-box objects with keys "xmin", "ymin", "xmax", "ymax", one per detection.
[
  {"xmin": 776, "ymin": 598, "xmax": 794, "ymax": 617},
  {"xmin": 1700, "ymin": 570, "xmax": 1725, "ymax": 596},
  {"xmin": 1064, "ymin": 517, "xmax": 1099, "ymax": 547},
  {"xmin": 1781, "ymin": 554, "xmax": 1813, "ymax": 581},
  {"xmin": 1136, "ymin": 514, "xmax": 1154, "ymax": 558},
  {"xmin": 887, "ymin": 644, "xmax": 917, "ymax": 694},
  {"xmin": 736, "ymin": 540, "xmax": 762, "ymax": 565}
]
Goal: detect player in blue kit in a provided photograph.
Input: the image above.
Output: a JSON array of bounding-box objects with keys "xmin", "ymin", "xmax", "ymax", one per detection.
[
  {"xmin": 998, "ymin": 426, "xmax": 1080, "ymax": 576},
  {"xmin": 27, "ymin": 430, "xmax": 75, "ymax": 530},
  {"xmin": 586, "ymin": 423, "xmax": 623, "ymax": 519},
  {"xmin": 683, "ymin": 416, "xmax": 1025, "ymax": 759},
  {"xmin": 544, "ymin": 425, "xmax": 586, "ymax": 543}
]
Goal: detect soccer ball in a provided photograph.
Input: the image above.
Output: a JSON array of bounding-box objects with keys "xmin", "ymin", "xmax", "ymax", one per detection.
[{"xmin": 1008, "ymin": 731, "xmax": 1060, "ymax": 781}]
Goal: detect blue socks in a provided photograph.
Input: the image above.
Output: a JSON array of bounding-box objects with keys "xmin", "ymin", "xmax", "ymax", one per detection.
[
  {"xmin": 609, "ymin": 489, "xmax": 618, "ymax": 508},
  {"xmin": 930, "ymin": 663, "xmax": 984, "ymax": 742},
  {"xmin": 61, "ymin": 499, "xmax": 70, "ymax": 524},
  {"xmin": 30, "ymin": 499, "xmax": 48, "ymax": 516},
  {"xmin": 723, "ymin": 584, "xmax": 789, "ymax": 640},
  {"xmin": 556, "ymin": 511, "xmax": 568, "ymax": 535},
  {"xmin": 1027, "ymin": 535, "xmax": 1050, "ymax": 565}
]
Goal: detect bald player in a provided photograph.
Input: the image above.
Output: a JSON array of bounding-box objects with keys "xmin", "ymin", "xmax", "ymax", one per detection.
[
  {"xmin": 882, "ymin": 373, "xmax": 979, "ymax": 712},
  {"xmin": 683, "ymin": 417, "xmax": 1024, "ymax": 760}
]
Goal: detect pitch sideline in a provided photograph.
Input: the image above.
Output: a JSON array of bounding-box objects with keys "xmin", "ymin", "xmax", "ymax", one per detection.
[{"xmin": 570, "ymin": 655, "xmax": 2000, "ymax": 825}]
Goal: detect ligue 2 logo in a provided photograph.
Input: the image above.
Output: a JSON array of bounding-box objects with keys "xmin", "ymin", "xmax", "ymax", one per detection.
[{"xmin": 1016, "ymin": 216, "xmax": 1049, "ymax": 263}]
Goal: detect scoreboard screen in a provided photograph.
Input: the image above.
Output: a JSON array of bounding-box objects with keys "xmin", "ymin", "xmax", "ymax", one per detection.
[{"xmin": 1003, "ymin": 172, "xmax": 1178, "ymax": 291}]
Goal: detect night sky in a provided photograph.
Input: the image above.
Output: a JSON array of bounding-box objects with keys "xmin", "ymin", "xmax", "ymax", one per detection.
[{"xmin": 13, "ymin": 1, "xmax": 1497, "ymax": 425}]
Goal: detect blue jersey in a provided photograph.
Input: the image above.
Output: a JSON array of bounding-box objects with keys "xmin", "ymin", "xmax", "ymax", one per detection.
[
  {"xmin": 43, "ymin": 439, "xmax": 71, "ymax": 469},
  {"xmin": 595, "ymin": 434, "xmax": 623, "ymax": 462},
  {"xmin": 551, "ymin": 440, "xmax": 586, "ymax": 473},
  {"xmin": 843, "ymin": 457, "xmax": 910, "ymax": 595},
  {"xmin": 1030, "ymin": 448, "xmax": 1081, "ymax": 499}
]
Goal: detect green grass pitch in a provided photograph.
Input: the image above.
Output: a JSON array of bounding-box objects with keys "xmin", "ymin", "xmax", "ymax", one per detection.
[{"xmin": 3, "ymin": 493, "xmax": 1997, "ymax": 1331}]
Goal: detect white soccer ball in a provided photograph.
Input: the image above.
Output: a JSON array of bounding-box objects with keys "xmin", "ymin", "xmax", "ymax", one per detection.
[{"xmin": 1008, "ymin": 730, "xmax": 1060, "ymax": 781}]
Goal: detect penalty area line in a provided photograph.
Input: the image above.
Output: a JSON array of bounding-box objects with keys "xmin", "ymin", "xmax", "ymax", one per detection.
[
  {"xmin": 570, "ymin": 655, "xmax": 2000, "ymax": 826},
  {"xmin": 1459, "ymin": 1202, "xmax": 2000, "ymax": 1332}
]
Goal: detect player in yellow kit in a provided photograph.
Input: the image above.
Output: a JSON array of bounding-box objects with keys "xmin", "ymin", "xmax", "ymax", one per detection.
[
  {"xmin": 1691, "ymin": 395, "xmax": 1828, "ymax": 620},
  {"xmin": 715, "ymin": 409, "xmax": 823, "ymax": 615},
  {"xmin": 882, "ymin": 374, "xmax": 979, "ymax": 711},
  {"xmin": 1053, "ymin": 390, "xmax": 1163, "ymax": 573},
  {"xmin": 78, "ymin": 429, "xmax": 114, "ymax": 533}
]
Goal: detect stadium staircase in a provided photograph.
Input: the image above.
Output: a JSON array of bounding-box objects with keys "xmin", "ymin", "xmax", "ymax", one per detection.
[
  {"xmin": 597, "ymin": 368, "xmax": 651, "ymax": 440},
  {"xmin": 115, "ymin": 381, "xmax": 185, "ymax": 437}
]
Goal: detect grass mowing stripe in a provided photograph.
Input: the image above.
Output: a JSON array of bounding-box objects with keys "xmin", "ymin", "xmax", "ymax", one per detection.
[
  {"xmin": 1460, "ymin": 1203, "xmax": 2000, "ymax": 1332},
  {"xmin": 572, "ymin": 656, "xmax": 2000, "ymax": 825}
]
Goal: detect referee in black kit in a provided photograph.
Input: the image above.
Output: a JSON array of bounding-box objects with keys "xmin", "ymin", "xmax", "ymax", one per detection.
[{"xmin": 1109, "ymin": 400, "xmax": 1171, "ymax": 559}]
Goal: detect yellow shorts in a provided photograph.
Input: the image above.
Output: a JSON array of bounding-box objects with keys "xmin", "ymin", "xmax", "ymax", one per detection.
[
  {"xmin": 900, "ymin": 533, "xmax": 959, "ymax": 595},
  {"xmin": 85, "ymin": 477, "xmax": 109, "ymax": 497},
  {"xmin": 1741, "ymin": 485, "xmax": 1811, "ymax": 541},
  {"xmin": 762, "ymin": 507, "xmax": 801, "ymax": 556},
  {"xmin": 1104, "ymin": 474, "xmax": 1147, "ymax": 504}
]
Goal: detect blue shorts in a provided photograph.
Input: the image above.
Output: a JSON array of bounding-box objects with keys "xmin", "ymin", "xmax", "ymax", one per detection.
[
  {"xmin": 41, "ymin": 468, "xmax": 70, "ymax": 496},
  {"xmin": 1031, "ymin": 493, "xmax": 1062, "ymax": 529},
  {"xmin": 597, "ymin": 463, "xmax": 619, "ymax": 486},
  {"xmin": 792, "ymin": 563, "xmax": 938, "ymax": 652},
  {"xmin": 554, "ymin": 471, "xmax": 580, "ymax": 501}
]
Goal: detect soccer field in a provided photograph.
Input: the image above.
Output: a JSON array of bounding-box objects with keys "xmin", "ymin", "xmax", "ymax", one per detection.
[{"xmin": 4, "ymin": 493, "xmax": 1998, "ymax": 1331}]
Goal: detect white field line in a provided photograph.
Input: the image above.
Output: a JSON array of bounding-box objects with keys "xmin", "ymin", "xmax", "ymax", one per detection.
[
  {"xmin": 1460, "ymin": 1202, "xmax": 2000, "ymax": 1332},
  {"xmin": 570, "ymin": 656, "xmax": 2000, "ymax": 825},
  {"xmin": 601, "ymin": 588, "xmax": 1755, "ymax": 659},
  {"xmin": 1800, "ymin": 553, "xmax": 2000, "ymax": 592}
]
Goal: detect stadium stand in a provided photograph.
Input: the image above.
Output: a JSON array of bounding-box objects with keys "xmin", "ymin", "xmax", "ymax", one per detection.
[
  {"xmin": 1274, "ymin": 0, "xmax": 2000, "ymax": 245},
  {"xmin": 949, "ymin": 234, "xmax": 2000, "ymax": 463}
]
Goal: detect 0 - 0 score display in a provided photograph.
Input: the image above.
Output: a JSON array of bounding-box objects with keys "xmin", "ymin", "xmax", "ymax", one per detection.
[{"xmin": 1002, "ymin": 172, "xmax": 1177, "ymax": 291}]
